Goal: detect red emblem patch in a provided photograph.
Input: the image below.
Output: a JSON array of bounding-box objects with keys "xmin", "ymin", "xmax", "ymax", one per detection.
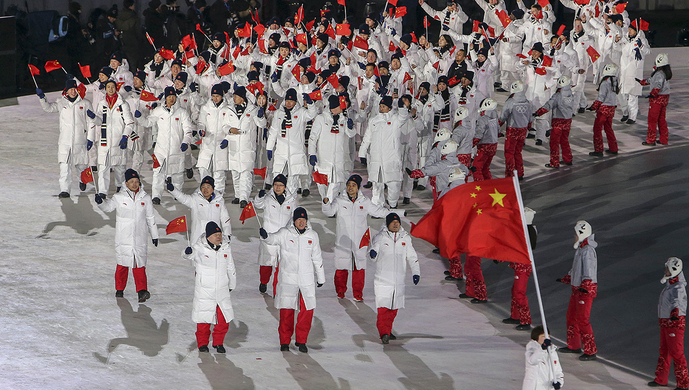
[
  {"xmin": 360, "ymin": 206, "xmax": 364, "ymax": 209},
  {"xmin": 216, "ymin": 204, "xmax": 220, "ymax": 207},
  {"xmin": 294, "ymin": 116, "xmax": 298, "ymax": 119},
  {"xmin": 79, "ymin": 107, "xmax": 83, "ymax": 110},
  {"xmin": 141, "ymin": 202, "xmax": 145, "ymax": 205},
  {"xmin": 224, "ymin": 254, "xmax": 228, "ymax": 257},
  {"xmin": 308, "ymin": 240, "xmax": 312, "ymax": 244},
  {"xmin": 387, "ymin": 122, "xmax": 391, "ymax": 125},
  {"xmin": 246, "ymin": 114, "xmax": 250, "ymax": 117},
  {"xmin": 402, "ymin": 242, "xmax": 406, "ymax": 246},
  {"xmin": 175, "ymin": 117, "xmax": 179, "ymax": 121},
  {"xmin": 287, "ymin": 206, "xmax": 290, "ymax": 209}
]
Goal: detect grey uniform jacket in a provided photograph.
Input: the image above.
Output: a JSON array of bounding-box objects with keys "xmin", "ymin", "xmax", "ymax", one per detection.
[
  {"xmin": 474, "ymin": 110, "xmax": 499, "ymax": 144},
  {"xmin": 543, "ymin": 86, "xmax": 575, "ymax": 120},
  {"xmin": 499, "ymin": 91, "xmax": 532, "ymax": 128},
  {"xmin": 646, "ymin": 71, "xmax": 671, "ymax": 95},
  {"xmin": 596, "ymin": 78, "xmax": 619, "ymax": 106},
  {"xmin": 658, "ymin": 272, "xmax": 687, "ymax": 319},
  {"xmin": 569, "ymin": 234, "xmax": 598, "ymax": 286}
]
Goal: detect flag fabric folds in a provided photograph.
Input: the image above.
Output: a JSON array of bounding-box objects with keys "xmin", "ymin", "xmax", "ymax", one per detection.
[
  {"xmin": 359, "ymin": 228, "xmax": 371, "ymax": 248},
  {"xmin": 239, "ymin": 202, "xmax": 257, "ymax": 224},
  {"xmin": 80, "ymin": 167, "xmax": 94, "ymax": 184},
  {"xmin": 45, "ymin": 60, "xmax": 62, "ymax": 73},
  {"xmin": 312, "ymin": 171, "xmax": 329, "ymax": 186},
  {"xmin": 166, "ymin": 216, "xmax": 188, "ymax": 235}
]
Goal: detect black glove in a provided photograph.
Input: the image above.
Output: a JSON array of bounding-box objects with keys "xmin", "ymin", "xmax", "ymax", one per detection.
[
  {"xmin": 87, "ymin": 140, "xmax": 93, "ymax": 151},
  {"xmin": 270, "ymin": 72, "xmax": 279, "ymax": 83},
  {"xmin": 134, "ymin": 110, "xmax": 142, "ymax": 118},
  {"xmin": 124, "ymin": 85, "xmax": 132, "ymax": 92},
  {"xmin": 360, "ymin": 157, "xmax": 367, "ymax": 166},
  {"xmin": 220, "ymin": 139, "xmax": 228, "ymax": 149},
  {"xmin": 166, "ymin": 177, "xmax": 174, "ymax": 192},
  {"xmin": 86, "ymin": 109, "xmax": 96, "ymax": 119},
  {"xmin": 398, "ymin": 98, "xmax": 405, "ymax": 108},
  {"xmin": 258, "ymin": 189, "xmax": 266, "ymax": 198},
  {"xmin": 347, "ymin": 118, "xmax": 354, "ymax": 129},
  {"xmin": 267, "ymin": 150, "xmax": 273, "ymax": 160},
  {"xmin": 36, "ymin": 88, "xmax": 45, "ymax": 99},
  {"xmin": 413, "ymin": 275, "xmax": 420, "ymax": 285},
  {"xmin": 263, "ymin": 128, "xmax": 268, "ymax": 142},
  {"xmin": 199, "ymin": 129, "xmax": 206, "ymax": 137},
  {"xmin": 369, "ymin": 249, "xmax": 377, "ymax": 258},
  {"xmin": 94, "ymin": 193, "xmax": 103, "ymax": 204},
  {"xmin": 555, "ymin": 278, "xmax": 562, "ymax": 282},
  {"xmin": 553, "ymin": 382, "xmax": 561, "ymax": 390},
  {"xmin": 317, "ymin": 282, "xmax": 324, "ymax": 288},
  {"xmin": 190, "ymin": 82, "xmax": 197, "ymax": 92},
  {"xmin": 309, "ymin": 155, "xmax": 317, "ymax": 166},
  {"xmin": 405, "ymin": 168, "xmax": 413, "ymax": 176},
  {"xmin": 493, "ymin": 259, "xmax": 499, "ymax": 264},
  {"xmin": 578, "ymin": 287, "xmax": 588, "ymax": 293},
  {"xmin": 119, "ymin": 135, "xmax": 128, "ymax": 149},
  {"xmin": 150, "ymin": 102, "xmax": 158, "ymax": 109},
  {"xmin": 227, "ymin": 235, "xmax": 232, "ymax": 242},
  {"xmin": 257, "ymin": 107, "xmax": 265, "ymax": 118},
  {"xmin": 303, "ymin": 93, "xmax": 313, "ymax": 104},
  {"xmin": 442, "ymin": 24, "xmax": 449, "ymax": 31},
  {"xmin": 259, "ymin": 228, "xmax": 268, "ymax": 239},
  {"xmin": 185, "ymin": 246, "xmax": 193, "ymax": 254},
  {"xmin": 181, "ymin": 143, "xmax": 189, "ymax": 152},
  {"xmin": 152, "ymin": 238, "xmax": 158, "ymax": 247}
]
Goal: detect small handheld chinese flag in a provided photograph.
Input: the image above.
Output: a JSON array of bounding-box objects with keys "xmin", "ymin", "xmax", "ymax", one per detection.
[
  {"xmin": 403, "ymin": 72, "xmax": 412, "ymax": 84},
  {"xmin": 253, "ymin": 167, "xmax": 267, "ymax": 179},
  {"xmin": 337, "ymin": 0, "xmax": 346, "ymax": 6},
  {"xmin": 326, "ymin": 73, "xmax": 339, "ymax": 89},
  {"xmin": 295, "ymin": 5, "xmax": 305, "ymax": 24},
  {"xmin": 586, "ymin": 45, "xmax": 600, "ymax": 63},
  {"xmin": 254, "ymin": 23, "xmax": 266, "ymax": 37},
  {"xmin": 389, "ymin": 0, "xmax": 398, "ymax": 5},
  {"xmin": 116, "ymin": 82, "xmax": 125, "ymax": 91},
  {"xmin": 159, "ymin": 48, "xmax": 175, "ymax": 60},
  {"xmin": 336, "ymin": 24, "xmax": 351, "ymax": 36},
  {"xmin": 306, "ymin": 19, "xmax": 316, "ymax": 31},
  {"xmin": 496, "ymin": 9, "xmax": 511, "ymax": 28},
  {"xmin": 339, "ymin": 95, "xmax": 347, "ymax": 110},
  {"xmin": 152, "ymin": 154, "xmax": 161, "ymax": 168},
  {"xmin": 556, "ymin": 24, "xmax": 566, "ymax": 36},
  {"xmin": 77, "ymin": 83, "xmax": 86, "ymax": 99},
  {"xmin": 389, "ymin": 41, "xmax": 396, "ymax": 52},
  {"xmin": 353, "ymin": 36, "xmax": 369, "ymax": 50},
  {"xmin": 238, "ymin": 22, "xmax": 252, "ymax": 38},
  {"xmin": 542, "ymin": 56, "xmax": 553, "ymax": 67},
  {"xmin": 141, "ymin": 90, "xmax": 158, "ymax": 102},
  {"xmin": 239, "ymin": 202, "xmax": 257, "ymax": 224},
  {"xmin": 166, "ymin": 216, "xmax": 188, "ymax": 234},
  {"xmin": 537, "ymin": 0, "xmax": 549, "ymax": 8},
  {"xmin": 423, "ymin": 16, "xmax": 430, "ymax": 28},
  {"xmin": 28, "ymin": 64, "xmax": 41, "ymax": 76},
  {"xmin": 410, "ymin": 32, "xmax": 418, "ymax": 43},
  {"xmin": 45, "ymin": 60, "xmax": 62, "ymax": 73},
  {"xmin": 218, "ymin": 62, "xmax": 236, "ymax": 76},
  {"xmin": 325, "ymin": 24, "xmax": 336, "ymax": 40},
  {"xmin": 313, "ymin": 171, "xmax": 329, "ymax": 185},
  {"xmin": 146, "ymin": 32, "xmax": 155, "ymax": 47},
  {"xmin": 615, "ymin": 2, "xmax": 627, "ymax": 13},
  {"xmin": 80, "ymin": 167, "xmax": 94, "ymax": 184},
  {"xmin": 79, "ymin": 63, "xmax": 91, "ymax": 78},
  {"xmin": 394, "ymin": 6, "xmax": 407, "ymax": 18},
  {"xmin": 473, "ymin": 20, "xmax": 481, "ymax": 33},
  {"xmin": 309, "ymin": 90, "xmax": 323, "ymax": 101},
  {"xmin": 359, "ymin": 228, "xmax": 371, "ymax": 248},
  {"xmin": 535, "ymin": 67, "xmax": 547, "ymax": 75},
  {"xmin": 291, "ymin": 65, "xmax": 301, "ymax": 81}
]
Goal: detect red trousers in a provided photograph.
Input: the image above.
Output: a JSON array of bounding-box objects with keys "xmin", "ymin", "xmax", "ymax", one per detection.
[
  {"xmin": 279, "ymin": 293, "xmax": 314, "ymax": 345},
  {"xmin": 655, "ymin": 321, "xmax": 689, "ymax": 388},
  {"xmin": 592, "ymin": 105, "xmax": 618, "ymax": 152},
  {"xmin": 473, "ymin": 143, "xmax": 497, "ymax": 181},
  {"xmin": 115, "ymin": 264, "xmax": 147, "ymax": 291},
  {"xmin": 549, "ymin": 118, "xmax": 572, "ymax": 167},
  {"xmin": 465, "ymin": 256, "xmax": 487, "ymax": 300},
  {"xmin": 196, "ymin": 305, "xmax": 229, "ymax": 348},
  {"xmin": 449, "ymin": 255, "xmax": 464, "ymax": 279},
  {"xmin": 647, "ymin": 95, "xmax": 670, "ymax": 144},
  {"xmin": 565, "ymin": 288, "xmax": 597, "ymax": 354},
  {"xmin": 377, "ymin": 307, "xmax": 399, "ymax": 337},
  {"xmin": 504, "ymin": 127, "xmax": 528, "ymax": 177},
  {"xmin": 510, "ymin": 267, "xmax": 532, "ymax": 325},
  {"xmin": 334, "ymin": 266, "xmax": 365, "ymax": 300}
]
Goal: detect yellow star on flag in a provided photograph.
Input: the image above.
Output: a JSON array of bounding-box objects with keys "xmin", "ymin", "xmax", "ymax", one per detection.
[
  {"xmin": 476, "ymin": 209, "xmax": 482, "ymax": 215},
  {"xmin": 473, "ymin": 203, "xmax": 477, "ymax": 208},
  {"xmin": 489, "ymin": 188, "xmax": 506, "ymax": 207},
  {"xmin": 470, "ymin": 193, "xmax": 477, "ymax": 198},
  {"xmin": 180, "ymin": 218, "xmax": 185, "ymax": 223},
  {"xmin": 475, "ymin": 185, "xmax": 482, "ymax": 191}
]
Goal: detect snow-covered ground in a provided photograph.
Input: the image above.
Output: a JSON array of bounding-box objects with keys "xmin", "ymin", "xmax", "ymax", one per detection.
[{"xmin": 1, "ymin": 47, "xmax": 687, "ymax": 389}]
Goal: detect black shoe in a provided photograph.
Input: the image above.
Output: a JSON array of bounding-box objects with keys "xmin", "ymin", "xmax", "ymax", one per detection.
[
  {"xmin": 494, "ymin": 82, "xmax": 502, "ymax": 87},
  {"xmin": 152, "ymin": 197, "xmax": 161, "ymax": 205},
  {"xmin": 561, "ymin": 160, "xmax": 573, "ymax": 166},
  {"xmin": 432, "ymin": 248, "xmax": 440, "ymax": 254},
  {"xmin": 58, "ymin": 192, "xmax": 70, "ymax": 198},
  {"xmin": 496, "ymin": 87, "xmax": 508, "ymax": 93},
  {"xmin": 626, "ymin": 119, "xmax": 636, "ymax": 124},
  {"xmin": 116, "ymin": 186, "xmax": 121, "ymax": 192},
  {"xmin": 545, "ymin": 130, "xmax": 551, "ymax": 137},
  {"xmin": 259, "ymin": 283, "xmax": 267, "ymax": 293},
  {"xmin": 416, "ymin": 185, "xmax": 425, "ymax": 191},
  {"xmin": 240, "ymin": 200, "xmax": 247, "ymax": 208},
  {"xmin": 402, "ymin": 197, "xmax": 410, "ymax": 205},
  {"xmin": 381, "ymin": 334, "xmax": 390, "ymax": 344},
  {"xmin": 231, "ymin": 198, "xmax": 240, "ymax": 204},
  {"xmin": 515, "ymin": 324, "xmax": 531, "ymax": 331},
  {"xmin": 265, "ymin": 184, "xmax": 272, "ymax": 190},
  {"xmin": 471, "ymin": 298, "xmax": 487, "ymax": 304},
  {"xmin": 518, "ymin": 176, "xmax": 524, "ymax": 181},
  {"xmin": 579, "ymin": 353, "xmax": 597, "ymax": 361},
  {"xmin": 502, "ymin": 317, "xmax": 520, "ymax": 325},
  {"xmin": 647, "ymin": 381, "xmax": 664, "ymax": 387},
  {"xmin": 412, "ymin": 180, "xmax": 418, "ymax": 190},
  {"xmin": 91, "ymin": 165, "xmax": 98, "ymax": 172},
  {"xmin": 545, "ymin": 163, "xmax": 559, "ymax": 169},
  {"xmin": 558, "ymin": 347, "xmax": 582, "ymax": 354},
  {"xmin": 526, "ymin": 132, "xmax": 536, "ymax": 139},
  {"xmin": 642, "ymin": 141, "xmax": 656, "ymax": 146},
  {"xmin": 98, "ymin": 193, "xmax": 107, "ymax": 199},
  {"xmin": 79, "ymin": 182, "xmax": 87, "ymax": 191},
  {"xmin": 578, "ymin": 107, "xmax": 586, "ymax": 114},
  {"xmin": 115, "ymin": 290, "xmax": 124, "ymax": 298},
  {"xmin": 190, "ymin": 144, "xmax": 198, "ymax": 150},
  {"xmin": 389, "ymin": 333, "xmax": 397, "ymax": 340},
  {"xmin": 280, "ymin": 344, "xmax": 290, "ymax": 351},
  {"xmin": 535, "ymin": 139, "xmax": 543, "ymax": 146},
  {"xmin": 498, "ymin": 132, "xmax": 505, "ymax": 138},
  {"xmin": 445, "ymin": 275, "xmax": 460, "ymax": 281},
  {"xmin": 459, "ymin": 293, "xmax": 472, "ymax": 299},
  {"xmin": 213, "ymin": 345, "xmax": 226, "ymax": 354},
  {"xmin": 297, "ymin": 188, "xmax": 302, "ymax": 194},
  {"xmin": 620, "ymin": 115, "xmax": 629, "ymax": 122},
  {"xmin": 302, "ymin": 189, "xmax": 310, "ymax": 197},
  {"xmin": 199, "ymin": 345, "xmax": 209, "ymax": 353},
  {"xmin": 605, "ymin": 149, "xmax": 618, "ymax": 155},
  {"xmin": 186, "ymin": 168, "xmax": 194, "ymax": 179},
  {"xmin": 363, "ymin": 181, "xmax": 373, "ymax": 189},
  {"xmin": 137, "ymin": 289, "xmax": 150, "ymax": 303},
  {"xmin": 444, "ymin": 271, "xmax": 451, "ymax": 276},
  {"xmin": 589, "ymin": 151, "xmax": 604, "ymax": 157},
  {"xmin": 295, "ymin": 342, "xmax": 308, "ymax": 353}
]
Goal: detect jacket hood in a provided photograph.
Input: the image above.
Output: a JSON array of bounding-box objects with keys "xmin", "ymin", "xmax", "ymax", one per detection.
[
  {"xmin": 583, "ymin": 234, "xmax": 598, "ymax": 249},
  {"xmin": 512, "ymin": 91, "xmax": 528, "ymax": 102},
  {"xmin": 665, "ymin": 271, "xmax": 687, "ymax": 287},
  {"xmin": 121, "ymin": 183, "xmax": 148, "ymax": 198},
  {"xmin": 380, "ymin": 224, "xmax": 409, "ymax": 238}
]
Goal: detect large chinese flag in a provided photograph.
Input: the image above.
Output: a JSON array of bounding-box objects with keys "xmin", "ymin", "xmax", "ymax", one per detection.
[
  {"xmin": 410, "ymin": 177, "xmax": 530, "ymax": 264},
  {"xmin": 166, "ymin": 216, "xmax": 188, "ymax": 234},
  {"xmin": 239, "ymin": 202, "xmax": 257, "ymax": 224}
]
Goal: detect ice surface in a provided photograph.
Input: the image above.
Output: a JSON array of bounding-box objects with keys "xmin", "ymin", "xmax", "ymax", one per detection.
[{"xmin": 1, "ymin": 48, "xmax": 686, "ymax": 389}]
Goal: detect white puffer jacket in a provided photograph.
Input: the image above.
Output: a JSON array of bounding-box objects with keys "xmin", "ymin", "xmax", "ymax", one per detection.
[
  {"xmin": 369, "ymin": 225, "xmax": 420, "ymax": 310},
  {"xmin": 253, "ymin": 189, "xmax": 298, "ymax": 266},
  {"xmin": 308, "ymin": 112, "xmax": 356, "ymax": 184},
  {"xmin": 226, "ymin": 102, "xmax": 266, "ymax": 172},
  {"xmin": 358, "ymin": 109, "xmax": 410, "ymax": 183},
  {"xmin": 93, "ymin": 94, "xmax": 135, "ymax": 166},
  {"xmin": 98, "ymin": 185, "xmax": 159, "ymax": 267},
  {"xmin": 197, "ymin": 98, "xmax": 232, "ymax": 171},
  {"xmin": 39, "ymin": 94, "xmax": 95, "ymax": 165},
  {"xmin": 522, "ymin": 340, "xmax": 564, "ymax": 390},
  {"xmin": 183, "ymin": 236, "xmax": 236, "ymax": 324},
  {"xmin": 264, "ymin": 223, "xmax": 326, "ymax": 310},
  {"xmin": 139, "ymin": 103, "xmax": 193, "ymax": 173},
  {"xmin": 267, "ymin": 103, "xmax": 318, "ymax": 176},
  {"xmin": 170, "ymin": 187, "xmax": 232, "ymax": 243}
]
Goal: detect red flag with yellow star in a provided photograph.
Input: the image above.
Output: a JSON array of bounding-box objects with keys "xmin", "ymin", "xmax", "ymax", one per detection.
[
  {"xmin": 239, "ymin": 202, "xmax": 257, "ymax": 224},
  {"xmin": 166, "ymin": 216, "xmax": 188, "ymax": 234},
  {"xmin": 80, "ymin": 167, "xmax": 94, "ymax": 184},
  {"xmin": 410, "ymin": 177, "xmax": 530, "ymax": 264}
]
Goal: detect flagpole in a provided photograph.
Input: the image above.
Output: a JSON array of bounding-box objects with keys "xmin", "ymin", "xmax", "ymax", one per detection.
[
  {"xmin": 185, "ymin": 214, "xmax": 190, "ymax": 246},
  {"xmin": 28, "ymin": 65, "xmax": 38, "ymax": 88},
  {"xmin": 511, "ymin": 170, "xmax": 550, "ymax": 338}
]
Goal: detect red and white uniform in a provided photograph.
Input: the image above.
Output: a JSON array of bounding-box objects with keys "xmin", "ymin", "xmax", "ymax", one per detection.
[{"xmin": 653, "ymin": 272, "xmax": 688, "ymax": 388}]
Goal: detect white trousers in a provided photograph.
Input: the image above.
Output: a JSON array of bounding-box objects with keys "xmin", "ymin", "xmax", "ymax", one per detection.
[
  {"xmin": 97, "ymin": 163, "xmax": 126, "ymax": 195},
  {"xmin": 372, "ymin": 181, "xmax": 401, "ymax": 208},
  {"xmin": 152, "ymin": 166, "xmax": 183, "ymax": 199},
  {"xmin": 59, "ymin": 162, "xmax": 88, "ymax": 194},
  {"xmin": 618, "ymin": 93, "xmax": 639, "ymax": 121},
  {"xmin": 230, "ymin": 170, "xmax": 253, "ymax": 201},
  {"xmin": 198, "ymin": 167, "xmax": 227, "ymax": 195},
  {"xmin": 317, "ymin": 181, "xmax": 345, "ymax": 200},
  {"xmin": 572, "ymin": 72, "xmax": 588, "ymax": 109}
]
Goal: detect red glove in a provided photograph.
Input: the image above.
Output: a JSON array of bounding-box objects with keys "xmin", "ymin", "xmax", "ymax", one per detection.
[
  {"xmin": 556, "ymin": 275, "xmax": 571, "ymax": 284},
  {"xmin": 498, "ymin": 120, "xmax": 504, "ymax": 127},
  {"xmin": 650, "ymin": 88, "xmax": 660, "ymax": 98},
  {"xmin": 409, "ymin": 169, "xmax": 425, "ymax": 179},
  {"xmin": 671, "ymin": 308, "xmax": 680, "ymax": 321},
  {"xmin": 589, "ymin": 100, "xmax": 601, "ymax": 112},
  {"xmin": 473, "ymin": 138, "xmax": 480, "ymax": 147},
  {"xmin": 429, "ymin": 176, "xmax": 436, "ymax": 188},
  {"xmin": 535, "ymin": 107, "xmax": 548, "ymax": 117},
  {"xmin": 636, "ymin": 78, "xmax": 649, "ymax": 86}
]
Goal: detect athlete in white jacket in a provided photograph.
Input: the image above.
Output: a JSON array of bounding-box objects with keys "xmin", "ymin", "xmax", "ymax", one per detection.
[
  {"xmin": 167, "ymin": 176, "xmax": 232, "ymax": 243},
  {"xmin": 196, "ymin": 83, "xmax": 232, "ymax": 193},
  {"xmin": 522, "ymin": 326, "xmax": 564, "ymax": 390}
]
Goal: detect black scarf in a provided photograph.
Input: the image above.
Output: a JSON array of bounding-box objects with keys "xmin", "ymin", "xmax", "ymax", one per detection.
[
  {"xmin": 281, "ymin": 107, "xmax": 292, "ymax": 137},
  {"xmin": 276, "ymin": 194, "xmax": 285, "ymax": 204},
  {"xmin": 206, "ymin": 239, "xmax": 220, "ymax": 251},
  {"xmin": 150, "ymin": 61, "xmax": 164, "ymax": 78},
  {"xmin": 573, "ymin": 31, "xmax": 584, "ymax": 43},
  {"xmin": 236, "ymin": 102, "xmax": 246, "ymax": 115},
  {"xmin": 331, "ymin": 114, "xmax": 340, "ymax": 133}
]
